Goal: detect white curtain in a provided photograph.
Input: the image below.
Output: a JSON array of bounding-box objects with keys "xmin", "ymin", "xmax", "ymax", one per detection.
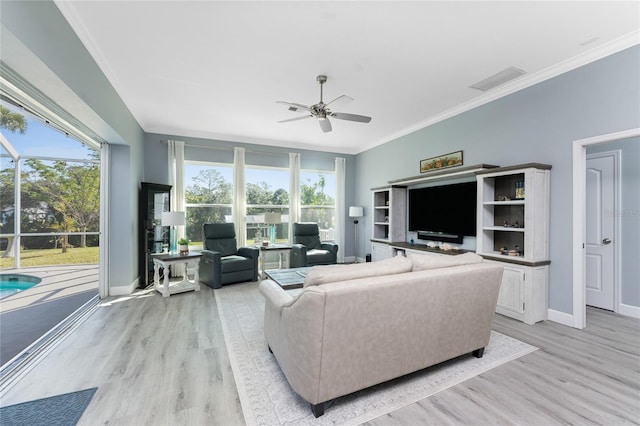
[
  {"xmin": 233, "ymin": 147, "xmax": 247, "ymax": 246},
  {"xmin": 168, "ymin": 140, "xmax": 185, "ymax": 233},
  {"xmin": 335, "ymin": 157, "xmax": 346, "ymax": 263},
  {"xmin": 168, "ymin": 140, "xmax": 185, "ymax": 276},
  {"xmin": 288, "ymin": 152, "xmax": 301, "ymax": 242}
]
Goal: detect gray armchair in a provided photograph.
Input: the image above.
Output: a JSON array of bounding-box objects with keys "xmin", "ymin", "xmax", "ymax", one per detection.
[
  {"xmin": 290, "ymin": 223, "xmax": 338, "ymax": 268},
  {"xmin": 200, "ymin": 223, "xmax": 259, "ymax": 289}
]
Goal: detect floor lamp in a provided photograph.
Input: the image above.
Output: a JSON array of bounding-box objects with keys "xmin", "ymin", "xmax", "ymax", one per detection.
[
  {"xmin": 161, "ymin": 211, "xmax": 185, "ymax": 254},
  {"xmin": 349, "ymin": 206, "xmax": 364, "ymax": 263}
]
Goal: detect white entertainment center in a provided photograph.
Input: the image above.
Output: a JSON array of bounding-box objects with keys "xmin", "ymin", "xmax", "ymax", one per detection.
[{"xmin": 370, "ymin": 163, "xmax": 551, "ymax": 325}]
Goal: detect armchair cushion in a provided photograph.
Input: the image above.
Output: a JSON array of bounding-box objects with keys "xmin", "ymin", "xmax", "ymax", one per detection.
[
  {"xmin": 297, "ymin": 235, "xmax": 322, "ymax": 250},
  {"xmin": 305, "ymin": 249, "xmax": 335, "ymax": 265},
  {"xmin": 221, "ymin": 255, "xmax": 255, "ymax": 273},
  {"xmin": 204, "ymin": 223, "xmax": 238, "ymax": 257}
]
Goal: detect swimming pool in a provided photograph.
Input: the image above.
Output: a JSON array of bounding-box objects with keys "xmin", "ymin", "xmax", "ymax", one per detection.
[{"xmin": 0, "ymin": 274, "xmax": 42, "ymax": 299}]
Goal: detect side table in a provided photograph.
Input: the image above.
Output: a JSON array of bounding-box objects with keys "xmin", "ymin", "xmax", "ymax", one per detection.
[
  {"xmin": 255, "ymin": 243, "xmax": 292, "ymax": 279},
  {"xmin": 153, "ymin": 252, "xmax": 202, "ymax": 297}
]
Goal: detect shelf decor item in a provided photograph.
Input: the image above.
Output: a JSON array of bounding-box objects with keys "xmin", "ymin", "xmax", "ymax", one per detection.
[
  {"xmin": 420, "ymin": 150, "xmax": 463, "ymax": 173},
  {"xmin": 515, "ymin": 181, "xmax": 525, "ymax": 199}
]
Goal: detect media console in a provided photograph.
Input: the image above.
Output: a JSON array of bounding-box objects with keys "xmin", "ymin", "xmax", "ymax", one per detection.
[{"xmin": 371, "ymin": 163, "xmax": 551, "ymax": 325}]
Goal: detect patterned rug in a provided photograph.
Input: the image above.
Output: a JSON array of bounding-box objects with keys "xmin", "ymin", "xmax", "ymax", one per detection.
[
  {"xmin": 0, "ymin": 387, "xmax": 97, "ymax": 426},
  {"xmin": 215, "ymin": 282, "xmax": 537, "ymax": 426}
]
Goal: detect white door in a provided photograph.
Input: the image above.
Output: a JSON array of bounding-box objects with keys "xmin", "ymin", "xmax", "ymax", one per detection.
[{"xmin": 585, "ymin": 152, "xmax": 618, "ymax": 311}]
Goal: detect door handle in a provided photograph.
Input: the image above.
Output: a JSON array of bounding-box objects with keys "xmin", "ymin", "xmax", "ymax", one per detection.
[{"xmin": 602, "ymin": 238, "xmax": 612, "ymax": 245}]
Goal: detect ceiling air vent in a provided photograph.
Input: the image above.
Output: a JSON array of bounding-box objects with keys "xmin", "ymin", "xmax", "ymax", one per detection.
[{"xmin": 470, "ymin": 67, "xmax": 526, "ymax": 91}]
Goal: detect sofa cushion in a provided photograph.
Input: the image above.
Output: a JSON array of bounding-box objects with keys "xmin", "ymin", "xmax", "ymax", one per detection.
[
  {"xmin": 408, "ymin": 252, "xmax": 483, "ymax": 271},
  {"xmin": 303, "ymin": 255, "xmax": 413, "ymax": 287}
]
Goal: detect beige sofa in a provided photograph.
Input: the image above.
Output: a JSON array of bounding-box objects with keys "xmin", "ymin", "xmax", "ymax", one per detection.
[{"xmin": 259, "ymin": 253, "xmax": 504, "ymax": 417}]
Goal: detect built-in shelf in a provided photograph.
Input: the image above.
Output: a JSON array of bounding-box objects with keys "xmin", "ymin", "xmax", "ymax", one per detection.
[
  {"xmin": 476, "ymin": 164, "xmax": 551, "ymax": 324},
  {"xmin": 483, "ymin": 226, "xmax": 526, "ymax": 232},
  {"xmin": 371, "ymin": 186, "xmax": 406, "ymax": 242}
]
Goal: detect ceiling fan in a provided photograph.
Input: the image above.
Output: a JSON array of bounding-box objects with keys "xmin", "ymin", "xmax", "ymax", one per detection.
[{"xmin": 276, "ymin": 75, "xmax": 372, "ymax": 133}]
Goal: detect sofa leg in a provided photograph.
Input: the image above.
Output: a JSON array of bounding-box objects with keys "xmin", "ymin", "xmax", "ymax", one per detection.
[
  {"xmin": 472, "ymin": 347, "xmax": 485, "ymax": 358},
  {"xmin": 310, "ymin": 402, "xmax": 325, "ymax": 418}
]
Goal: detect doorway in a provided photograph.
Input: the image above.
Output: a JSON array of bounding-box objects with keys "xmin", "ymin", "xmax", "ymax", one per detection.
[
  {"xmin": 572, "ymin": 128, "xmax": 640, "ymax": 329},
  {"xmin": 585, "ymin": 150, "xmax": 619, "ymax": 311}
]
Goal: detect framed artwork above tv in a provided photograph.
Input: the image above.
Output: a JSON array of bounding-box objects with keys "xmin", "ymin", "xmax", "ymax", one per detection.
[{"xmin": 419, "ymin": 150, "xmax": 463, "ymax": 173}]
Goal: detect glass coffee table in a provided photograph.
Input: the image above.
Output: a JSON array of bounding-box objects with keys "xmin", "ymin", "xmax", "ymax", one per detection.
[{"xmin": 264, "ymin": 267, "xmax": 311, "ymax": 290}]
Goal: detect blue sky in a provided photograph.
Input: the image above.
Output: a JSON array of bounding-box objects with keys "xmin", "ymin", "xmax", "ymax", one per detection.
[{"xmin": 1, "ymin": 102, "xmax": 94, "ymax": 160}]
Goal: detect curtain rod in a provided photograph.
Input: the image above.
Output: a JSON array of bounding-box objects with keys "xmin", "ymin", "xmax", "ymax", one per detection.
[{"xmin": 160, "ymin": 140, "xmax": 344, "ymax": 160}]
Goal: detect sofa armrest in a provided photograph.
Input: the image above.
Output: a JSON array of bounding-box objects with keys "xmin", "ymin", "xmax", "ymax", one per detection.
[
  {"xmin": 290, "ymin": 243, "xmax": 308, "ymax": 268},
  {"xmin": 259, "ymin": 280, "xmax": 295, "ymax": 312}
]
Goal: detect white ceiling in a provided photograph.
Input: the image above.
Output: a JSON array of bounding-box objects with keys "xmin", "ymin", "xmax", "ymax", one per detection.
[{"xmin": 55, "ymin": 1, "xmax": 639, "ymax": 155}]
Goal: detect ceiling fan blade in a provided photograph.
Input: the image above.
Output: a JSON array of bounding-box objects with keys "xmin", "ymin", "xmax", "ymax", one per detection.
[
  {"xmin": 325, "ymin": 94, "xmax": 353, "ymax": 108},
  {"xmin": 330, "ymin": 112, "xmax": 372, "ymax": 123},
  {"xmin": 276, "ymin": 101, "xmax": 312, "ymax": 113},
  {"xmin": 278, "ymin": 115, "xmax": 312, "ymax": 123},
  {"xmin": 319, "ymin": 118, "xmax": 332, "ymax": 133}
]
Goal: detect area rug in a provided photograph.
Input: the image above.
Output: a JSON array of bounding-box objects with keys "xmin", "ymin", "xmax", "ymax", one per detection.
[
  {"xmin": 215, "ymin": 282, "xmax": 537, "ymax": 426},
  {"xmin": 0, "ymin": 387, "xmax": 97, "ymax": 426}
]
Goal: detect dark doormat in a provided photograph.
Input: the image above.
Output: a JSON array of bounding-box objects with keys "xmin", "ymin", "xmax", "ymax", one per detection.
[{"xmin": 0, "ymin": 387, "xmax": 97, "ymax": 426}]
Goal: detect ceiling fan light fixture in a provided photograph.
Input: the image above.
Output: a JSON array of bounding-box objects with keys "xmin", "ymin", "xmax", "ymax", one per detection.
[{"xmin": 276, "ymin": 75, "xmax": 372, "ymax": 133}]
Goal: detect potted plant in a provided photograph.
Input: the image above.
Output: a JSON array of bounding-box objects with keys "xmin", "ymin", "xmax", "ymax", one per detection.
[{"xmin": 178, "ymin": 238, "xmax": 189, "ymax": 255}]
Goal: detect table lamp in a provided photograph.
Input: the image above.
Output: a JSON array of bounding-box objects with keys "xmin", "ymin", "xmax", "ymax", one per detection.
[
  {"xmin": 264, "ymin": 212, "xmax": 282, "ymax": 244},
  {"xmin": 161, "ymin": 211, "xmax": 185, "ymax": 254}
]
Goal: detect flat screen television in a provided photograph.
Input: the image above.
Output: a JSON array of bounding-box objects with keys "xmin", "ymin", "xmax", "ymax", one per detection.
[{"xmin": 408, "ymin": 181, "xmax": 477, "ymax": 243}]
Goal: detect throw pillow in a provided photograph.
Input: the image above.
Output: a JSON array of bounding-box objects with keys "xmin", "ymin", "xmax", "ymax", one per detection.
[
  {"xmin": 409, "ymin": 252, "xmax": 483, "ymax": 271},
  {"xmin": 303, "ymin": 255, "xmax": 413, "ymax": 287}
]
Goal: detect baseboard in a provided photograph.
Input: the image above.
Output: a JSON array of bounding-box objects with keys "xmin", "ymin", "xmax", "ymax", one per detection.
[
  {"xmin": 109, "ymin": 278, "xmax": 139, "ymax": 296},
  {"xmin": 547, "ymin": 309, "xmax": 574, "ymax": 327},
  {"xmin": 619, "ymin": 303, "xmax": 640, "ymax": 319}
]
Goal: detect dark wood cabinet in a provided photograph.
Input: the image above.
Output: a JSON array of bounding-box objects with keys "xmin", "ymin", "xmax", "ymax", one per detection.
[{"xmin": 139, "ymin": 182, "xmax": 171, "ymax": 288}]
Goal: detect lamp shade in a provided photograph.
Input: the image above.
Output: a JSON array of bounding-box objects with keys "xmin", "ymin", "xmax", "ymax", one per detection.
[
  {"xmin": 264, "ymin": 212, "xmax": 282, "ymax": 224},
  {"xmin": 349, "ymin": 206, "xmax": 364, "ymax": 218},
  {"xmin": 161, "ymin": 211, "xmax": 185, "ymax": 226}
]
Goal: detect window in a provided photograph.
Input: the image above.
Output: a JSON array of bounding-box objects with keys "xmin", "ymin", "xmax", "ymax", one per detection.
[
  {"xmin": 184, "ymin": 162, "xmax": 233, "ymax": 246},
  {"xmin": 245, "ymin": 166, "xmax": 289, "ymax": 243},
  {"xmin": 300, "ymin": 170, "xmax": 336, "ymax": 241},
  {"xmin": 0, "ymin": 100, "xmax": 100, "ymax": 267}
]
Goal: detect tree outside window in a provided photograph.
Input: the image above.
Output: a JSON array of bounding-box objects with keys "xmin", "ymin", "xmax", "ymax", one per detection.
[
  {"xmin": 184, "ymin": 164, "xmax": 233, "ymax": 245},
  {"xmin": 246, "ymin": 167, "xmax": 289, "ymax": 243},
  {"xmin": 300, "ymin": 171, "xmax": 336, "ymax": 240}
]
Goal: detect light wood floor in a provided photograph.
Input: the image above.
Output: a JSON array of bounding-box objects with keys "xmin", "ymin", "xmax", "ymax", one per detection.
[{"xmin": 1, "ymin": 284, "xmax": 638, "ymax": 425}]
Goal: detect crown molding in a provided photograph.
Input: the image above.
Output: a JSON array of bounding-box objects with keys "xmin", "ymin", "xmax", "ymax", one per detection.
[{"xmin": 359, "ymin": 31, "xmax": 640, "ymax": 155}]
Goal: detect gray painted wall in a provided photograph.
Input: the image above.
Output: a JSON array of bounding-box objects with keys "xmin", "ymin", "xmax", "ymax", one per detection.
[
  {"xmin": 587, "ymin": 138, "xmax": 640, "ymax": 308},
  {"xmin": 355, "ymin": 46, "xmax": 640, "ymax": 315}
]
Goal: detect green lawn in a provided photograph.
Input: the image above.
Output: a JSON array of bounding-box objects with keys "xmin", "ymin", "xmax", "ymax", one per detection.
[{"xmin": 0, "ymin": 247, "xmax": 99, "ymax": 268}]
